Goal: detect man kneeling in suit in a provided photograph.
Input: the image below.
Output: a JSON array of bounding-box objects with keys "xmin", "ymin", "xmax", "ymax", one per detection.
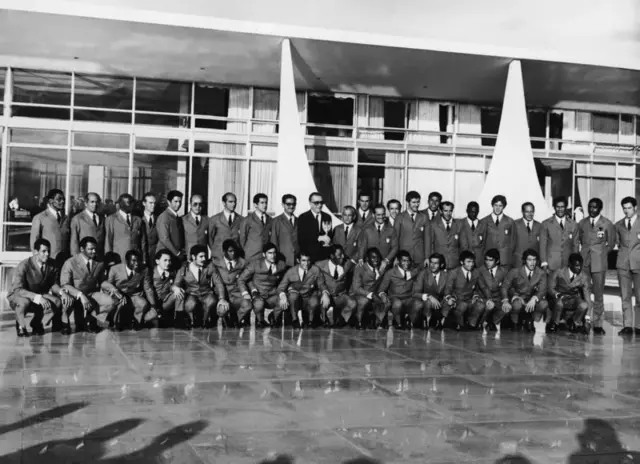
[
  {"xmin": 441, "ymin": 250, "xmax": 484, "ymax": 331},
  {"xmin": 315, "ymin": 245, "xmax": 356, "ymax": 328},
  {"xmin": 413, "ymin": 253, "xmax": 447, "ymax": 330},
  {"xmin": 378, "ymin": 250, "xmax": 421, "ymax": 330},
  {"xmin": 477, "ymin": 248, "xmax": 511, "ymax": 332},
  {"xmin": 211, "ymin": 239, "xmax": 248, "ymax": 328},
  {"xmin": 151, "ymin": 249, "xmax": 181, "ymax": 328},
  {"xmin": 277, "ymin": 250, "xmax": 331, "ymax": 328},
  {"xmin": 547, "ymin": 252, "xmax": 591, "ymax": 335},
  {"xmin": 350, "ymin": 247, "xmax": 385, "ymax": 330}
]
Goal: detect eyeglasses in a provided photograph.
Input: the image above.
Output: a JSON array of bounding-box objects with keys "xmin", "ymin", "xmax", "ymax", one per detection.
[
  {"xmin": 192, "ymin": 202, "xmax": 202, "ymax": 206},
  {"xmin": 284, "ymin": 202, "xmax": 297, "ymax": 207},
  {"xmin": 311, "ymin": 201, "xmax": 324, "ymax": 206}
]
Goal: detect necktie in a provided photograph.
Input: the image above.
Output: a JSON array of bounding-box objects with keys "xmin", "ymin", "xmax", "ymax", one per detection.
[
  {"xmin": 126, "ymin": 214, "xmax": 131, "ymax": 226},
  {"xmin": 317, "ymin": 215, "xmax": 322, "ymax": 234},
  {"xmin": 527, "ymin": 222, "xmax": 531, "ymax": 234},
  {"xmin": 149, "ymin": 216, "xmax": 154, "ymax": 228},
  {"xmin": 333, "ymin": 267, "xmax": 339, "ymax": 279},
  {"xmin": 570, "ymin": 273, "xmax": 575, "ymax": 283},
  {"xmin": 290, "ymin": 216, "xmax": 294, "ymax": 226},
  {"xmin": 344, "ymin": 226, "xmax": 349, "ymax": 241},
  {"xmin": 261, "ymin": 215, "xmax": 266, "ymax": 226},
  {"xmin": 433, "ymin": 273, "xmax": 439, "ymax": 284},
  {"xmin": 302, "ymin": 270, "xmax": 307, "ymax": 281},
  {"xmin": 591, "ymin": 219, "xmax": 595, "ymax": 228},
  {"xmin": 195, "ymin": 268, "xmax": 200, "ymax": 281},
  {"xmin": 268, "ymin": 265, "xmax": 273, "ymax": 276},
  {"xmin": 56, "ymin": 211, "xmax": 62, "ymax": 224},
  {"xmin": 162, "ymin": 272, "xmax": 167, "ymax": 281},
  {"xmin": 86, "ymin": 260, "xmax": 92, "ymax": 273},
  {"xmin": 195, "ymin": 216, "xmax": 200, "ymax": 226},
  {"xmin": 411, "ymin": 213, "xmax": 415, "ymax": 223},
  {"xmin": 446, "ymin": 221, "xmax": 451, "ymax": 232},
  {"xmin": 40, "ymin": 265, "xmax": 46, "ymax": 276},
  {"xmin": 362, "ymin": 212, "xmax": 366, "ymax": 222},
  {"xmin": 490, "ymin": 269, "xmax": 495, "ymax": 279},
  {"xmin": 627, "ymin": 220, "xmax": 632, "ymax": 231},
  {"xmin": 127, "ymin": 271, "xmax": 133, "ymax": 280},
  {"xmin": 93, "ymin": 213, "xmax": 98, "ymax": 227},
  {"xmin": 229, "ymin": 261, "xmax": 234, "ymax": 272},
  {"xmin": 528, "ymin": 271, "xmax": 532, "ymax": 281},
  {"xmin": 377, "ymin": 225, "xmax": 382, "ymax": 236},
  {"xmin": 465, "ymin": 272, "xmax": 470, "ymax": 283},
  {"xmin": 559, "ymin": 219, "xmax": 564, "ymax": 230},
  {"xmin": 471, "ymin": 221, "xmax": 476, "ymax": 232},
  {"xmin": 495, "ymin": 217, "xmax": 499, "ymax": 227},
  {"xmin": 228, "ymin": 214, "xmax": 233, "ymax": 227}
]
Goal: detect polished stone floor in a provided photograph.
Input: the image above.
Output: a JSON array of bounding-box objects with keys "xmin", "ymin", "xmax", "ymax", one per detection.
[{"xmin": 2, "ymin": 318, "xmax": 640, "ymax": 464}]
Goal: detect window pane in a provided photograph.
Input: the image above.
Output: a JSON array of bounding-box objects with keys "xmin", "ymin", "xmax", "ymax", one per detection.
[
  {"xmin": 136, "ymin": 79, "xmax": 191, "ymax": 114},
  {"xmin": 0, "ymin": 68, "xmax": 5, "ymax": 115},
  {"xmin": 358, "ymin": 148, "xmax": 403, "ymax": 165},
  {"xmin": 6, "ymin": 147, "xmax": 67, "ymax": 221},
  {"xmin": 252, "ymin": 144, "xmax": 277, "ymax": 159},
  {"xmin": 195, "ymin": 157, "xmax": 247, "ymax": 216},
  {"xmin": 306, "ymin": 146, "xmax": 353, "ymax": 163},
  {"xmin": 69, "ymin": 151, "xmax": 130, "ymax": 211},
  {"xmin": 135, "ymin": 136, "xmax": 187, "ymax": 152},
  {"xmin": 307, "ymin": 94, "xmax": 354, "ymax": 137},
  {"xmin": 73, "ymin": 109, "xmax": 132, "ymax": 124},
  {"xmin": 592, "ymin": 112, "xmax": 619, "ymax": 143},
  {"xmin": 194, "ymin": 85, "xmax": 229, "ymax": 116},
  {"xmin": 11, "ymin": 128, "xmax": 67, "ymax": 145},
  {"xmin": 249, "ymin": 161, "xmax": 276, "ymax": 213},
  {"xmin": 455, "ymin": 172, "xmax": 485, "ymax": 216},
  {"xmin": 312, "ymin": 163, "xmax": 354, "ymax": 213},
  {"xmin": 73, "ymin": 132, "xmax": 129, "ymax": 149},
  {"xmin": 132, "ymin": 153, "xmax": 188, "ymax": 215},
  {"xmin": 253, "ymin": 89, "xmax": 279, "ymax": 134},
  {"xmin": 5, "ymin": 225, "xmax": 31, "ymax": 252},
  {"xmin": 11, "ymin": 106, "xmax": 71, "ymax": 120},
  {"xmin": 194, "ymin": 141, "xmax": 246, "ymax": 157},
  {"xmin": 12, "ymin": 69, "xmax": 71, "ymax": 106},
  {"xmin": 74, "ymin": 74, "xmax": 133, "ymax": 109},
  {"xmin": 408, "ymin": 152, "xmax": 452, "ymax": 169},
  {"xmin": 481, "ymin": 107, "xmax": 501, "ymax": 146},
  {"xmin": 455, "ymin": 155, "xmax": 485, "ymax": 172},
  {"xmin": 407, "ymin": 168, "xmax": 453, "ymax": 207}
]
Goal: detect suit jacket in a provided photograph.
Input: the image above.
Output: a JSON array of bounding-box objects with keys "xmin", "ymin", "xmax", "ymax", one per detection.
[
  {"xmin": 396, "ymin": 211, "xmax": 430, "ymax": 265},
  {"xmin": 477, "ymin": 266, "xmax": 508, "ymax": 301},
  {"xmin": 502, "ymin": 266, "xmax": 547, "ymax": 301},
  {"xmin": 356, "ymin": 209, "xmax": 375, "ymax": 229},
  {"xmin": 413, "ymin": 269, "xmax": 447, "ymax": 300},
  {"xmin": 237, "ymin": 258, "xmax": 287, "ymax": 298},
  {"xmin": 350, "ymin": 264, "xmax": 383, "ymax": 296},
  {"xmin": 156, "ymin": 209, "xmax": 184, "ymax": 256},
  {"xmin": 539, "ymin": 216, "xmax": 579, "ymax": 271},
  {"xmin": 208, "ymin": 212, "xmax": 243, "ymax": 260},
  {"xmin": 271, "ymin": 214, "xmax": 299, "ymax": 267},
  {"xmin": 444, "ymin": 267, "xmax": 480, "ymax": 301},
  {"xmin": 174, "ymin": 262, "xmax": 225, "ymax": 298},
  {"xmin": 103, "ymin": 263, "xmax": 156, "ymax": 305},
  {"xmin": 151, "ymin": 267, "xmax": 176, "ymax": 301},
  {"xmin": 211, "ymin": 257, "xmax": 247, "ymax": 300},
  {"xmin": 70, "ymin": 211, "xmax": 106, "ymax": 258},
  {"xmin": 105, "ymin": 213, "xmax": 148, "ymax": 264},
  {"xmin": 421, "ymin": 209, "xmax": 441, "ymax": 223},
  {"xmin": 459, "ymin": 218, "xmax": 485, "ymax": 267},
  {"xmin": 315, "ymin": 259, "xmax": 354, "ymax": 296},
  {"xmin": 332, "ymin": 223, "xmax": 364, "ymax": 262},
  {"xmin": 549, "ymin": 267, "xmax": 591, "ymax": 302},
  {"xmin": 431, "ymin": 218, "xmax": 463, "ymax": 270},
  {"xmin": 276, "ymin": 265, "xmax": 328, "ymax": 297},
  {"xmin": 480, "ymin": 214, "xmax": 516, "ymax": 267},
  {"xmin": 512, "ymin": 219, "xmax": 541, "ymax": 266},
  {"xmin": 9, "ymin": 256, "xmax": 60, "ymax": 300},
  {"xmin": 143, "ymin": 214, "xmax": 159, "ymax": 262},
  {"xmin": 578, "ymin": 216, "xmax": 615, "ymax": 272},
  {"xmin": 181, "ymin": 213, "xmax": 209, "ymax": 257},
  {"xmin": 60, "ymin": 254, "xmax": 106, "ymax": 295},
  {"xmin": 29, "ymin": 209, "xmax": 70, "ymax": 259},
  {"xmin": 378, "ymin": 265, "xmax": 419, "ymax": 299},
  {"xmin": 240, "ymin": 212, "xmax": 272, "ymax": 262},
  {"xmin": 360, "ymin": 223, "xmax": 399, "ymax": 263},
  {"xmin": 297, "ymin": 210, "xmax": 332, "ymax": 263},
  {"xmin": 616, "ymin": 216, "xmax": 640, "ymax": 271}
]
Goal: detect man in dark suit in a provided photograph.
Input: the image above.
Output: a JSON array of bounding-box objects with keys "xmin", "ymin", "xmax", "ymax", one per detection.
[
  {"xmin": 396, "ymin": 191, "xmax": 430, "ymax": 267},
  {"xmin": 105, "ymin": 193, "xmax": 147, "ymax": 265},
  {"xmin": 240, "ymin": 193, "xmax": 272, "ymax": 261},
  {"xmin": 211, "ymin": 239, "xmax": 248, "ymax": 328},
  {"xmin": 578, "ymin": 197, "xmax": 615, "ymax": 335},
  {"xmin": 70, "ymin": 192, "xmax": 105, "ymax": 258},
  {"xmin": 356, "ymin": 192, "xmax": 375, "ymax": 228},
  {"xmin": 615, "ymin": 196, "xmax": 640, "ymax": 336},
  {"xmin": 103, "ymin": 249, "xmax": 158, "ymax": 330},
  {"xmin": 271, "ymin": 194, "xmax": 299, "ymax": 267},
  {"xmin": 502, "ymin": 249, "xmax": 549, "ymax": 333},
  {"xmin": 29, "ymin": 188, "xmax": 70, "ymax": 264},
  {"xmin": 441, "ymin": 250, "xmax": 483, "ymax": 331},
  {"xmin": 9, "ymin": 238, "xmax": 71, "ymax": 336},
  {"xmin": 459, "ymin": 201, "xmax": 484, "ymax": 268},
  {"xmin": 421, "ymin": 191, "xmax": 442, "ymax": 222},
  {"xmin": 430, "ymin": 201, "xmax": 462, "ymax": 270},
  {"xmin": 479, "ymin": 195, "xmax": 516, "ymax": 269},
  {"xmin": 238, "ymin": 242, "xmax": 287, "ymax": 328},
  {"xmin": 386, "ymin": 199, "xmax": 402, "ymax": 229},
  {"xmin": 350, "ymin": 247, "xmax": 385, "ymax": 329},
  {"xmin": 277, "ymin": 250, "xmax": 330, "ymax": 328},
  {"xmin": 548, "ymin": 253, "xmax": 591, "ymax": 334},
  {"xmin": 297, "ymin": 192, "xmax": 332, "ymax": 264},
  {"xmin": 150, "ymin": 249, "xmax": 180, "ymax": 328},
  {"xmin": 378, "ymin": 250, "xmax": 421, "ymax": 330},
  {"xmin": 173, "ymin": 244, "xmax": 224, "ymax": 329},
  {"xmin": 156, "ymin": 190, "xmax": 185, "ymax": 260},
  {"xmin": 182, "ymin": 194, "xmax": 209, "ymax": 259},
  {"xmin": 208, "ymin": 192, "xmax": 243, "ymax": 261},
  {"xmin": 360, "ymin": 204, "xmax": 398, "ymax": 273},
  {"xmin": 539, "ymin": 196, "xmax": 579, "ymax": 274},
  {"xmin": 332, "ymin": 206, "xmax": 364, "ymax": 265},
  {"xmin": 60, "ymin": 236, "xmax": 115, "ymax": 334},
  {"xmin": 315, "ymin": 245, "xmax": 356, "ymax": 327},
  {"xmin": 477, "ymin": 248, "xmax": 511, "ymax": 331},
  {"xmin": 413, "ymin": 252, "xmax": 447, "ymax": 330},
  {"xmin": 142, "ymin": 192, "xmax": 158, "ymax": 266},
  {"xmin": 513, "ymin": 202, "xmax": 541, "ymax": 266}
]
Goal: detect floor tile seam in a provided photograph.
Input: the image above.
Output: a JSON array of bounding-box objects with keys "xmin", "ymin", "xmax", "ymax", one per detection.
[{"xmin": 553, "ymin": 373, "xmax": 640, "ymax": 403}]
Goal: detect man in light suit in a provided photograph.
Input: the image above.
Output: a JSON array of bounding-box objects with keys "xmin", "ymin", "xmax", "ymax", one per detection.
[
  {"xmin": 360, "ymin": 204, "xmax": 399, "ymax": 274},
  {"xmin": 181, "ymin": 194, "xmax": 209, "ymax": 259},
  {"xmin": 156, "ymin": 190, "xmax": 185, "ymax": 260},
  {"xmin": 578, "ymin": 197, "xmax": 615, "ymax": 335},
  {"xmin": 60, "ymin": 236, "xmax": 115, "ymax": 334},
  {"xmin": 479, "ymin": 195, "xmax": 516, "ymax": 269},
  {"xmin": 105, "ymin": 193, "xmax": 147, "ymax": 265},
  {"xmin": 421, "ymin": 191, "xmax": 442, "ymax": 222},
  {"xmin": 476, "ymin": 248, "xmax": 511, "ymax": 332},
  {"xmin": 396, "ymin": 191, "xmax": 430, "ymax": 268},
  {"xmin": 70, "ymin": 192, "xmax": 105, "ymax": 258},
  {"xmin": 315, "ymin": 245, "xmax": 356, "ymax": 327},
  {"xmin": 386, "ymin": 199, "xmax": 402, "ymax": 229},
  {"xmin": 378, "ymin": 250, "xmax": 421, "ymax": 330},
  {"xmin": 430, "ymin": 201, "xmax": 462, "ymax": 270},
  {"xmin": 615, "ymin": 196, "xmax": 640, "ymax": 336},
  {"xmin": 271, "ymin": 194, "xmax": 299, "ymax": 267},
  {"xmin": 9, "ymin": 238, "xmax": 71, "ymax": 337},
  {"xmin": 513, "ymin": 202, "xmax": 541, "ymax": 266},
  {"xmin": 208, "ymin": 192, "xmax": 243, "ymax": 261},
  {"xmin": 297, "ymin": 192, "xmax": 332, "ymax": 264},
  {"xmin": 29, "ymin": 188, "xmax": 70, "ymax": 264},
  {"xmin": 441, "ymin": 250, "xmax": 483, "ymax": 331},
  {"xmin": 211, "ymin": 240, "xmax": 248, "ymax": 328},
  {"xmin": 356, "ymin": 192, "xmax": 375, "ymax": 228},
  {"xmin": 240, "ymin": 193, "xmax": 272, "ymax": 261},
  {"xmin": 150, "ymin": 249, "xmax": 180, "ymax": 328},
  {"xmin": 142, "ymin": 192, "xmax": 158, "ymax": 266},
  {"xmin": 548, "ymin": 253, "xmax": 591, "ymax": 335},
  {"xmin": 350, "ymin": 247, "xmax": 385, "ymax": 330},
  {"xmin": 332, "ymin": 206, "xmax": 364, "ymax": 265},
  {"xmin": 413, "ymin": 252, "xmax": 448, "ymax": 330},
  {"xmin": 459, "ymin": 201, "xmax": 485, "ymax": 268},
  {"xmin": 540, "ymin": 196, "xmax": 579, "ymax": 274}
]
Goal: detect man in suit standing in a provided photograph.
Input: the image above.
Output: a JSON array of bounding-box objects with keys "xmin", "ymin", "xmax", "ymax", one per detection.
[
  {"xmin": 105, "ymin": 193, "xmax": 147, "ymax": 265},
  {"xmin": 356, "ymin": 192, "xmax": 375, "ymax": 228},
  {"xmin": 386, "ymin": 199, "xmax": 402, "ymax": 229},
  {"xmin": 315, "ymin": 245, "xmax": 356, "ymax": 327},
  {"xmin": 182, "ymin": 194, "xmax": 209, "ymax": 259},
  {"xmin": 332, "ymin": 206, "xmax": 364, "ymax": 266},
  {"xmin": 208, "ymin": 192, "xmax": 243, "ymax": 261},
  {"xmin": 459, "ymin": 201, "xmax": 484, "ymax": 268},
  {"xmin": 350, "ymin": 247, "xmax": 385, "ymax": 329},
  {"xmin": 240, "ymin": 193, "xmax": 272, "ymax": 262},
  {"xmin": 70, "ymin": 192, "xmax": 105, "ymax": 258},
  {"xmin": 477, "ymin": 248, "xmax": 511, "ymax": 332},
  {"xmin": 502, "ymin": 249, "xmax": 549, "ymax": 333},
  {"xmin": 156, "ymin": 190, "xmax": 185, "ymax": 260},
  {"xmin": 238, "ymin": 242, "xmax": 287, "ymax": 328},
  {"xmin": 479, "ymin": 195, "xmax": 516, "ymax": 269},
  {"xmin": 277, "ymin": 250, "xmax": 330, "ymax": 328},
  {"xmin": 9, "ymin": 238, "xmax": 71, "ymax": 336},
  {"xmin": 615, "ymin": 196, "xmax": 640, "ymax": 336},
  {"xmin": 396, "ymin": 191, "xmax": 430, "ymax": 267},
  {"xmin": 413, "ymin": 252, "xmax": 447, "ymax": 330},
  {"xmin": 150, "ymin": 249, "xmax": 181, "ymax": 328},
  {"xmin": 540, "ymin": 196, "xmax": 579, "ymax": 274},
  {"xmin": 30, "ymin": 188, "xmax": 70, "ymax": 264},
  {"xmin": 211, "ymin": 239, "xmax": 248, "ymax": 328},
  {"xmin": 421, "ymin": 191, "xmax": 442, "ymax": 222},
  {"xmin": 142, "ymin": 192, "xmax": 158, "ymax": 266},
  {"xmin": 578, "ymin": 197, "xmax": 615, "ymax": 335},
  {"xmin": 297, "ymin": 192, "xmax": 332, "ymax": 264},
  {"xmin": 441, "ymin": 250, "xmax": 483, "ymax": 331},
  {"xmin": 430, "ymin": 201, "xmax": 462, "ymax": 270},
  {"xmin": 548, "ymin": 253, "xmax": 591, "ymax": 335},
  {"xmin": 513, "ymin": 202, "xmax": 541, "ymax": 266},
  {"xmin": 60, "ymin": 236, "xmax": 114, "ymax": 334},
  {"xmin": 271, "ymin": 194, "xmax": 299, "ymax": 267},
  {"xmin": 378, "ymin": 250, "xmax": 421, "ymax": 330},
  {"xmin": 360, "ymin": 204, "xmax": 398, "ymax": 274}
]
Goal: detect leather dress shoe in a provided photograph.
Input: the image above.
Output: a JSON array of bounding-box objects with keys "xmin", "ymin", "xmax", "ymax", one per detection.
[
  {"xmin": 524, "ymin": 321, "xmax": 535, "ymax": 333},
  {"xmin": 256, "ymin": 319, "xmax": 270, "ymax": 329},
  {"xmin": 593, "ymin": 327, "xmax": 606, "ymax": 336},
  {"xmin": 618, "ymin": 327, "xmax": 634, "ymax": 336},
  {"xmin": 85, "ymin": 318, "xmax": 102, "ymax": 334},
  {"xmin": 30, "ymin": 322, "xmax": 45, "ymax": 336},
  {"xmin": 454, "ymin": 324, "xmax": 463, "ymax": 332},
  {"xmin": 16, "ymin": 322, "xmax": 29, "ymax": 337},
  {"xmin": 576, "ymin": 324, "xmax": 590, "ymax": 335},
  {"xmin": 356, "ymin": 321, "xmax": 365, "ymax": 330},
  {"xmin": 546, "ymin": 322, "xmax": 558, "ymax": 334}
]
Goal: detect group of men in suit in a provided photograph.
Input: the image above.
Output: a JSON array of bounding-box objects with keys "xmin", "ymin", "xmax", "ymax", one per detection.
[{"xmin": 10, "ymin": 186, "xmax": 640, "ymax": 337}]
